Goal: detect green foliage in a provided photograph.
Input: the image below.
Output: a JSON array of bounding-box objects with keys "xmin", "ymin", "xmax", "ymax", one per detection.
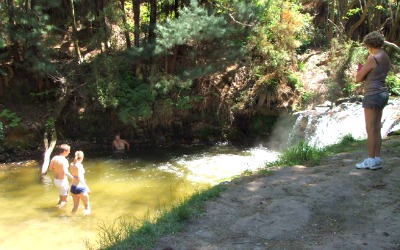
[
  {"xmin": 155, "ymin": 0, "xmax": 227, "ymax": 52},
  {"xmin": 352, "ymin": 44, "xmax": 369, "ymax": 64},
  {"xmin": 257, "ymin": 168, "xmax": 271, "ymax": 176},
  {"xmin": 241, "ymin": 169, "xmax": 254, "ymax": 176},
  {"xmin": 155, "ymin": 0, "xmax": 248, "ymax": 80},
  {"xmin": 175, "ymin": 96, "xmax": 192, "ymax": 110},
  {"xmin": 297, "ymin": 61, "xmax": 306, "ymax": 71},
  {"xmin": 117, "ymin": 83, "xmax": 155, "ymax": 125},
  {"xmin": 271, "ymin": 141, "xmax": 322, "ymax": 166},
  {"xmin": 338, "ymin": 134, "xmax": 356, "ymax": 145},
  {"xmin": 249, "ymin": 115, "xmax": 277, "ymax": 138},
  {"xmin": 45, "ymin": 117, "xmax": 56, "ymax": 130},
  {"xmin": 152, "ymin": 75, "xmax": 193, "ymax": 95},
  {"xmin": 288, "ymin": 72, "xmax": 314, "ymax": 104},
  {"xmin": 246, "ymin": 0, "xmax": 313, "ymax": 112},
  {"xmin": 0, "ymin": 109, "xmax": 21, "ymax": 128},
  {"xmin": 150, "ymin": 76, "xmax": 203, "ymax": 110},
  {"xmin": 386, "ymin": 74, "xmax": 400, "ymax": 96},
  {"xmin": 0, "ymin": 109, "xmax": 20, "ymax": 152},
  {"xmin": 342, "ymin": 80, "xmax": 362, "ymax": 97},
  {"xmin": 346, "ymin": 8, "xmax": 361, "ymax": 18},
  {"xmin": 91, "ymin": 55, "xmax": 120, "ymax": 108},
  {"xmin": 325, "ymin": 39, "xmax": 361, "ymax": 99},
  {"xmin": 0, "ymin": 1, "xmax": 57, "ymax": 73},
  {"xmin": 192, "ymin": 123, "xmax": 218, "ymax": 139},
  {"xmin": 89, "ymin": 54, "xmax": 158, "ymax": 126},
  {"xmin": 268, "ymin": 134, "xmax": 358, "ymax": 167}
]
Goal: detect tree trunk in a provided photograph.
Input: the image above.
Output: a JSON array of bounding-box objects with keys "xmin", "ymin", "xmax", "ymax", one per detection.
[
  {"xmin": 164, "ymin": 0, "xmax": 179, "ymax": 74},
  {"xmin": 384, "ymin": 40, "xmax": 400, "ymax": 53},
  {"xmin": 338, "ymin": 0, "xmax": 358, "ymax": 30},
  {"xmin": 328, "ymin": 0, "xmax": 335, "ymax": 41},
  {"xmin": 95, "ymin": 0, "xmax": 111, "ymax": 52},
  {"xmin": 133, "ymin": 0, "xmax": 140, "ymax": 47},
  {"xmin": 40, "ymin": 97, "xmax": 69, "ymax": 175},
  {"xmin": 40, "ymin": 76, "xmax": 71, "ymax": 175},
  {"xmin": 174, "ymin": 0, "xmax": 179, "ymax": 18},
  {"xmin": 69, "ymin": 0, "xmax": 83, "ymax": 63},
  {"xmin": 148, "ymin": 0, "xmax": 157, "ymax": 44},
  {"xmin": 387, "ymin": 1, "xmax": 400, "ymax": 43},
  {"xmin": 7, "ymin": 0, "xmax": 22, "ymax": 64},
  {"xmin": 40, "ymin": 127, "xmax": 57, "ymax": 175},
  {"xmin": 120, "ymin": 0, "xmax": 132, "ymax": 49},
  {"xmin": 346, "ymin": 0, "xmax": 372, "ymax": 40}
]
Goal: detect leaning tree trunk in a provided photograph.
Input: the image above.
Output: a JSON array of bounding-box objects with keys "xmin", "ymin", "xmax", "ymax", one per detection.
[
  {"xmin": 40, "ymin": 78, "xmax": 70, "ymax": 175},
  {"xmin": 41, "ymin": 125, "xmax": 57, "ymax": 175}
]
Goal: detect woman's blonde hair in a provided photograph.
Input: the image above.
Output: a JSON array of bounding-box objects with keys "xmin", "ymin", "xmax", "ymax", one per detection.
[
  {"xmin": 363, "ymin": 31, "xmax": 385, "ymax": 48},
  {"xmin": 74, "ymin": 151, "xmax": 84, "ymax": 163}
]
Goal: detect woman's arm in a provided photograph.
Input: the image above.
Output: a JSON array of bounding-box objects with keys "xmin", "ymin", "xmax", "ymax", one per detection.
[{"xmin": 356, "ymin": 56, "xmax": 376, "ymax": 82}]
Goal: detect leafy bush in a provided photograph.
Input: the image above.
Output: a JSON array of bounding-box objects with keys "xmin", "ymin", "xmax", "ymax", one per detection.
[
  {"xmin": 0, "ymin": 109, "xmax": 21, "ymax": 128},
  {"xmin": 268, "ymin": 134, "xmax": 358, "ymax": 168},
  {"xmin": 386, "ymin": 74, "xmax": 400, "ymax": 96},
  {"xmin": 0, "ymin": 109, "xmax": 21, "ymax": 153},
  {"xmin": 271, "ymin": 141, "xmax": 322, "ymax": 166}
]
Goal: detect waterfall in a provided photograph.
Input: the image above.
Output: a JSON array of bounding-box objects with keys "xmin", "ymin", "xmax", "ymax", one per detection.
[{"xmin": 288, "ymin": 99, "xmax": 400, "ymax": 149}]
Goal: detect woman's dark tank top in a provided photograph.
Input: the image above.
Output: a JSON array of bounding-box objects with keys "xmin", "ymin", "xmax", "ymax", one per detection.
[{"xmin": 364, "ymin": 51, "xmax": 391, "ymax": 96}]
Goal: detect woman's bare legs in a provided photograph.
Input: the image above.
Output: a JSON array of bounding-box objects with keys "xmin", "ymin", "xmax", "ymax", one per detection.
[
  {"xmin": 364, "ymin": 108, "xmax": 383, "ymax": 158},
  {"xmin": 71, "ymin": 193, "xmax": 91, "ymax": 216},
  {"xmin": 71, "ymin": 194, "xmax": 80, "ymax": 215},
  {"xmin": 81, "ymin": 193, "xmax": 91, "ymax": 215}
]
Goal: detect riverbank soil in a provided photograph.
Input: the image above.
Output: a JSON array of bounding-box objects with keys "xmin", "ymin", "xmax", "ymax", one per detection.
[{"xmin": 155, "ymin": 135, "xmax": 400, "ymax": 250}]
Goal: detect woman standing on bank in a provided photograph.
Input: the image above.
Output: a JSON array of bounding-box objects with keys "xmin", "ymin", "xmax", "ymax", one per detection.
[{"xmin": 355, "ymin": 31, "xmax": 391, "ymax": 170}]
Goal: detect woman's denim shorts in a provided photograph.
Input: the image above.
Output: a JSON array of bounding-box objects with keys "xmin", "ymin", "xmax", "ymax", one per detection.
[{"xmin": 362, "ymin": 92, "xmax": 389, "ymax": 110}]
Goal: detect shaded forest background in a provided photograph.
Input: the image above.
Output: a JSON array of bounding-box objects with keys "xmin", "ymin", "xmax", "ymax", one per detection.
[{"xmin": 0, "ymin": 0, "xmax": 399, "ymax": 161}]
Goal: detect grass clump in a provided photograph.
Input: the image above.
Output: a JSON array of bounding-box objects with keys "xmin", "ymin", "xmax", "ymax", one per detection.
[
  {"xmin": 268, "ymin": 134, "xmax": 362, "ymax": 167},
  {"xmin": 90, "ymin": 184, "xmax": 226, "ymax": 250}
]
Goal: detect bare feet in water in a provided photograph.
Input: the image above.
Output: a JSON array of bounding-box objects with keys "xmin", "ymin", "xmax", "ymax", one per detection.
[
  {"xmin": 83, "ymin": 209, "xmax": 91, "ymax": 216},
  {"xmin": 56, "ymin": 201, "xmax": 67, "ymax": 209}
]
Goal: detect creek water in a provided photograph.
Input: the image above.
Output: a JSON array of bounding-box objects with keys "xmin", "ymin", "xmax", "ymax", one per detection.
[
  {"xmin": 2, "ymin": 99, "xmax": 399, "ymax": 250},
  {"xmin": 0, "ymin": 144, "xmax": 279, "ymax": 250}
]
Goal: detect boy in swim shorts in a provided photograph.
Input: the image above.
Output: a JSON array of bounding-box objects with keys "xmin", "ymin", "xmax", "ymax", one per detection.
[{"xmin": 49, "ymin": 144, "xmax": 74, "ymax": 208}]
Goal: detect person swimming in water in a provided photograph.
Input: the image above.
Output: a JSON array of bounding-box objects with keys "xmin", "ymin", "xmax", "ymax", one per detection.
[
  {"xmin": 69, "ymin": 151, "xmax": 91, "ymax": 216},
  {"xmin": 112, "ymin": 133, "xmax": 130, "ymax": 151}
]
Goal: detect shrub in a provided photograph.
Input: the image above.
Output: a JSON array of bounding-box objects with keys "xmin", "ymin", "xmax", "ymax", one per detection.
[{"xmin": 386, "ymin": 74, "xmax": 400, "ymax": 96}]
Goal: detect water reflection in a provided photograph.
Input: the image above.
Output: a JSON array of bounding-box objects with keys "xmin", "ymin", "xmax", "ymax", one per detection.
[{"xmin": 0, "ymin": 144, "xmax": 278, "ymax": 250}]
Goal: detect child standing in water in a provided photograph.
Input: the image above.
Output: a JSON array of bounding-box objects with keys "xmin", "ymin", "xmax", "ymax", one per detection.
[{"xmin": 69, "ymin": 151, "xmax": 91, "ymax": 216}]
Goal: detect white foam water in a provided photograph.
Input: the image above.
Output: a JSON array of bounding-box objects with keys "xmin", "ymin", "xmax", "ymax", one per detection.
[{"xmin": 289, "ymin": 99, "xmax": 400, "ymax": 148}]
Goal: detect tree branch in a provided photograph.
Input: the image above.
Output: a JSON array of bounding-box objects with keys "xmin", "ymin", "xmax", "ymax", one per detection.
[{"xmin": 384, "ymin": 40, "xmax": 400, "ymax": 53}]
